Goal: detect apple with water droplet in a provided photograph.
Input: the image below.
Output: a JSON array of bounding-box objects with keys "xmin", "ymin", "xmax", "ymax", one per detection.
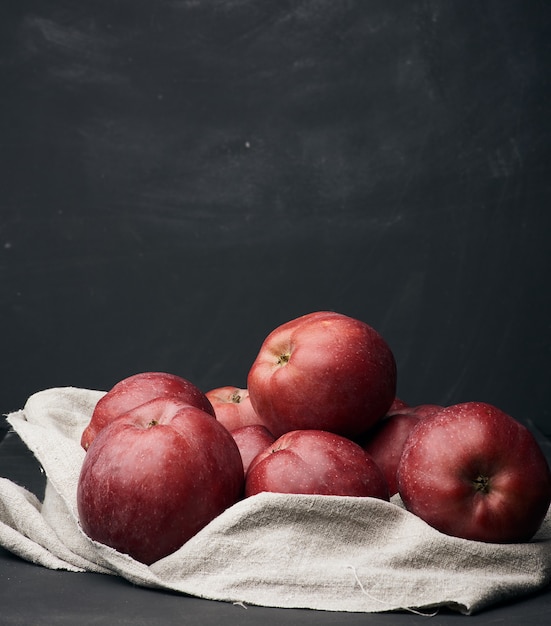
[
  {"xmin": 81, "ymin": 371, "xmax": 214, "ymax": 450},
  {"xmin": 77, "ymin": 396, "xmax": 243, "ymax": 564},
  {"xmin": 245, "ymin": 429, "xmax": 389, "ymax": 499},
  {"xmin": 361, "ymin": 412, "xmax": 420, "ymax": 495},
  {"xmin": 397, "ymin": 401, "xmax": 551, "ymax": 542},
  {"xmin": 247, "ymin": 311, "xmax": 397, "ymax": 439},
  {"xmin": 205, "ymin": 386, "xmax": 265, "ymax": 432},
  {"xmin": 230, "ymin": 424, "xmax": 276, "ymax": 475}
]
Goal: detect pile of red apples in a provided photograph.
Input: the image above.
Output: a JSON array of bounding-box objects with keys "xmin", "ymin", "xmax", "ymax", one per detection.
[{"xmin": 77, "ymin": 311, "xmax": 551, "ymax": 565}]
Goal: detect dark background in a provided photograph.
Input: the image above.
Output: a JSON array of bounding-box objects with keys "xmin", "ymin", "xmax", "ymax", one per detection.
[{"xmin": 1, "ymin": 1, "xmax": 550, "ymax": 434}]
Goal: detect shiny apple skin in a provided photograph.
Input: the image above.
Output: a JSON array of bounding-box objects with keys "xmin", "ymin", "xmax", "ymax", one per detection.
[
  {"xmin": 247, "ymin": 311, "xmax": 397, "ymax": 439},
  {"xmin": 230, "ymin": 424, "xmax": 276, "ymax": 475},
  {"xmin": 362, "ymin": 412, "xmax": 420, "ymax": 495},
  {"xmin": 77, "ymin": 397, "xmax": 243, "ymax": 565},
  {"xmin": 397, "ymin": 402, "xmax": 551, "ymax": 543},
  {"xmin": 245, "ymin": 429, "xmax": 390, "ymax": 500},
  {"xmin": 407, "ymin": 404, "xmax": 444, "ymax": 419},
  {"xmin": 206, "ymin": 386, "xmax": 264, "ymax": 432},
  {"xmin": 386, "ymin": 397, "xmax": 410, "ymax": 415},
  {"xmin": 81, "ymin": 371, "xmax": 215, "ymax": 450}
]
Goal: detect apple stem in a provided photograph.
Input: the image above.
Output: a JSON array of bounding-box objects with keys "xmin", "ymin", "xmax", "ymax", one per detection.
[
  {"xmin": 472, "ymin": 475, "xmax": 490, "ymax": 493},
  {"xmin": 147, "ymin": 420, "xmax": 158, "ymax": 428},
  {"xmin": 230, "ymin": 391, "xmax": 242, "ymax": 404},
  {"xmin": 277, "ymin": 353, "xmax": 290, "ymax": 366}
]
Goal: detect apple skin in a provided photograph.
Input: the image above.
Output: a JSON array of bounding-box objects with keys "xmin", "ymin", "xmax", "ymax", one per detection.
[
  {"xmin": 77, "ymin": 396, "xmax": 244, "ymax": 565},
  {"xmin": 396, "ymin": 402, "xmax": 551, "ymax": 543},
  {"xmin": 407, "ymin": 404, "xmax": 444, "ymax": 419},
  {"xmin": 247, "ymin": 311, "xmax": 397, "ymax": 439},
  {"xmin": 230, "ymin": 424, "xmax": 276, "ymax": 475},
  {"xmin": 205, "ymin": 386, "xmax": 265, "ymax": 432},
  {"xmin": 81, "ymin": 372, "xmax": 215, "ymax": 451},
  {"xmin": 386, "ymin": 397, "xmax": 410, "ymax": 415},
  {"xmin": 386, "ymin": 402, "xmax": 443, "ymax": 419},
  {"xmin": 361, "ymin": 412, "xmax": 420, "ymax": 495},
  {"xmin": 245, "ymin": 429, "xmax": 390, "ymax": 500}
]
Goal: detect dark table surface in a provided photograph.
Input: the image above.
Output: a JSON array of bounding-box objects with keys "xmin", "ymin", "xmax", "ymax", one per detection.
[{"xmin": 1, "ymin": 425, "xmax": 550, "ymax": 626}]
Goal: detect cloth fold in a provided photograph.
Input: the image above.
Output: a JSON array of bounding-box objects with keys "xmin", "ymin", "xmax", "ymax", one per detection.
[{"xmin": 1, "ymin": 386, "xmax": 550, "ymax": 614}]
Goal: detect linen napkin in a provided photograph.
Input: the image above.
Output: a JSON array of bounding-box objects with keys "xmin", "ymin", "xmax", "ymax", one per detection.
[{"xmin": 1, "ymin": 386, "xmax": 550, "ymax": 614}]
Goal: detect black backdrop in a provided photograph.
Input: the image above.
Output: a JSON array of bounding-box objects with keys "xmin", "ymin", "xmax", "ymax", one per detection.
[{"xmin": 1, "ymin": 1, "xmax": 550, "ymax": 434}]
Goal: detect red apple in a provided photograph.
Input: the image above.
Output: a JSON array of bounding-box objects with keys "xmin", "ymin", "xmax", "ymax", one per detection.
[
  {"xmin": 407, "ymin": 404, "xmax": 444, "ymax": 419},
  {"xmin": 81, "ymin": 371, "xmax": 215, "ymax": 450},
  {"xmin": 361, "ymin": 412, "xmax": 420, "ymax": 495},
  {"xmin": 77, "ymin": 396, "xmax": 244, "ymax": 565},
  {"xmin": 397, "ymin": 401, "xmax": 551, "ymax": 543},
  {"xmin": 230, "ymin": 424, "xmax": 276, "ymax": 475},
  {"xmin": 386, "ymin": 397, "xmax": 410, "ymax": 415},
  {"xmin": 245, "ymin": 429, "xmax": 390, "ymax": 500},
  {"xmin": 386, "ymin": 402, "xmax": 443, "ymax": 419},
  {"xmin": 247, "ymin": 311, "xmax": 397, "ymax": 439},
  {"xmin": 205, "ymin": 386, "xmax": 264, "ymax": 432}
]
